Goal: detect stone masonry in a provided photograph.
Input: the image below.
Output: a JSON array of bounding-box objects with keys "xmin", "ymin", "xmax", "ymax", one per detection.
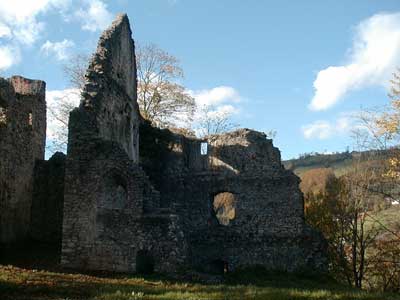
[
  {"xmin": 31, "ymin": 152, "xmax": 66, "ymax": 243},
  {"xmin": 61, "ymin": 15, "xmax": 187, "ymax": 273},
  {"xmin": 0, "ymin": 76, "xmax": 46, "ymax": 244},
  {"xmin": 61, "ymin": 14, "xmax": 327, "ymax": 274}
]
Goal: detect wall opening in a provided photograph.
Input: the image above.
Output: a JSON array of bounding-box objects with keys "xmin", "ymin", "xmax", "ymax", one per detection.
[
  {"xmin": 200, "ymin": 142, "xmax": 208, "ymax": 155},
  {"xmin": 28, "ymin": 112, "xmax": 33, "ymax": 127},
  {"xmin": 213, "ymin": 192, "xmax": 236, "ymax": 226},
  {"xmin": 100, "ymin": 174, "xmax": 128, "ymax": 209},
  {"xmin": 209, "ymin": 259, "xmax": 229, "ymax": 274},
  {"xmin": 136, "ymin": 250, "xmax": 155, "ymax": 274},
  {"xmin": 0, "ymin": 107, "xmax": 7, "ymax": 125}
]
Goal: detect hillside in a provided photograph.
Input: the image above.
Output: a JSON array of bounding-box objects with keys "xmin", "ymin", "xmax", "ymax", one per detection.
[
  {"xmin": 285, "ymin": 150, "xmax": 400, "ymax": 233},
  {"xmin": 283, "ymin": 150, "xmax": 390, "ymax": 177}
]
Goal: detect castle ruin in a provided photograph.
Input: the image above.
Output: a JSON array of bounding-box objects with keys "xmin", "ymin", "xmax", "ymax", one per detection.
[{"xmin": 0, "ymin": 14, "xmax": 326, "ymax": 274}]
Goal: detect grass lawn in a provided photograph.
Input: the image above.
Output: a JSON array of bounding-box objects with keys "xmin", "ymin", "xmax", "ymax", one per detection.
[{"xmin": 1, "ymin": 265, "xmax": 399, "ymax": 300}]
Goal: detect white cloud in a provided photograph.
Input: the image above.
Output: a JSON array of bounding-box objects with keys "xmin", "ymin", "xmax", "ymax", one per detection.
[
  {"xmin": 41, "ymin": 39, "xmax": 75, "ymax": 61},
  {"xmin": 302, "ymin": 121, "xmax": 332, "ymax": 139},
  {"xmin": 302, "ymin": 115, "xmax": 354, "ymax": 140},
  {"xmin": 0, "ymin": 45, "xmax": 20, "ymax": 70},
  {"xmin": 310, "ymin": 12, "xmax": 400, "ymax": 111},
  {"xmin": 0, "ymin": 0, "xmax": 112, "ymax": 69},
  {"xmin": 187, "ymin": 86, "xmax": 242, "ymax": 136},
  {"xmin": 75, "ymin": 0, "xmax": 113, "ymax": 32},
  {"xmin": 0, "ymin": 0, "xmax": 71, "ymax": 69},
  {"xmin": 0, "ymin": 0, "xmax": 67, "ymax": 45},
  {"xmin": 0, "ymin": 23, "xmax": 11, "ymax": 38},
  {"xmin": 190, "ymin": 86, "xmax": 241, "ymax": 107}
]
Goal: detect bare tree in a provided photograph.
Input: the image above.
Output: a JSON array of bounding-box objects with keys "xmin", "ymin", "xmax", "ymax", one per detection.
[
  {"xmin": 48, "ymin": 44, "xmax": 196, "ymax": 152},
  {"xmin": 63, "ymin": 54, "xmax": 90, "ymax": 91},
  {"xmin": 43, "ymin": 54, "xmax": 89, "ymax": 153},
  {"xmin": 47, "ymin": 89, "xmax": 81, "ymax": 153},
  {"xmin": 136, "ymin": 43, "xmax": 195, "ymax": 127},
  {"xmin": 193, "ymin": 104, "xmax": 239, "ymax": 138}
]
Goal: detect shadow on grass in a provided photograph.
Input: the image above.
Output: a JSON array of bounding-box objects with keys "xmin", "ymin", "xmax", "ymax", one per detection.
[{"xmin": 0, "ymin": 243, "xmax": 398, "ymax": 300}]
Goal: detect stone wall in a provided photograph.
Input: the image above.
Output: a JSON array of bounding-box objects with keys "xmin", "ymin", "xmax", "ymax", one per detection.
[
  {"xmin": 61, "ymin": 14, "xmax": 187, "ymax": 273},
  {"xmin": 140, "ymin": 126, "xmax": 327, "ymax": 272},
  {"xmin": 74, "ymin": 13, "xmax": 139, "ymax": 162},
  {"xmin": 62, "ymin": 14, "xmax": 326, "ymax": 274},
  {"xmin": 31, "ymin": 152, "xmax": 66, "ymax": 243},
  {"xmin": 0, "ymin": 76, "xmax": 46, "ymax": 244}
]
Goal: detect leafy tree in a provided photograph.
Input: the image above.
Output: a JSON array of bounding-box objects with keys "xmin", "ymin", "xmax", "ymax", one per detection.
[
  {"xmin": 305, "ymin": 162, "xmax": 383, "ymax": 289},
  {"xmin": 300, "ymin": 167, "xmax": 336, "ymax": 195}
]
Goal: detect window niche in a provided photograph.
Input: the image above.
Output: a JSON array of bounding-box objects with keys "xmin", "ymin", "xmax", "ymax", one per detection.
[
  {"xmin": 28, "ymin": 112, "xmax": 33, "ymax": 127},
  {"xmin": 213, "ymin": 192, "xmax": 236, "ymax": 226},
  {"xmin": 100, "ymin": 174, "xmax": 128, "ymax": 209}
]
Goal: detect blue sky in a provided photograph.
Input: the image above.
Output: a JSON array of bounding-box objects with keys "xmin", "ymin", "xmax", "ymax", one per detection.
[{"xmin": 1, "ymin": 0, "xmax": 400, "ymax": 159}]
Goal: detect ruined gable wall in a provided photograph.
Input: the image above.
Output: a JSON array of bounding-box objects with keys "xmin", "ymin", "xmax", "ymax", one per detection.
[
  {"xmin": 0, "ymin": 76, "xmax": 46, "ymax": 244},
  {"xmin": 74, "ymin": 14, "xmax": 139, "ymax": 161},
  {"xmin": 63, "ymin": 15, "xmax": 141, "ymax": 270},
  {"xmin": 62, "ymin": 15, "xmax": 187, "ymax": 273}
]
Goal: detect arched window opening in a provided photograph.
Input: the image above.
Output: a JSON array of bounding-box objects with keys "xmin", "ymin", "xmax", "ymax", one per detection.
[{"xmin": 213, "ymin": 192, "xmax": 236, "ymax": 226}]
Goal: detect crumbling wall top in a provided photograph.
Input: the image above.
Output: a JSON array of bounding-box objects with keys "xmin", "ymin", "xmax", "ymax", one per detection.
[
  {"xmin": 9, "ymin": 76, "xmax": 46, "ymax": 97},
  {"xmin": 207, "ymin": 128, "xmax": 283, "ymax": 174},
  {"xmin": 0, "ymin": 78, "xmax": 15, "ymax": 107},
  {"xmin": 69, "ymin": 13, "xmax": 139, "ymax": 161},
  {"xmin": 83, "ymin": 13, "xmax": 136, "ymax": 105},
  {"xmin": 0, "ymin": 76, "xmax": 45, "ymax": 107}
]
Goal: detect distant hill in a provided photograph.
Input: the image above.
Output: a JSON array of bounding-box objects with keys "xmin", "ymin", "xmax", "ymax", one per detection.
[{"xmin": 283, "ymin": 150, "xmax": 390, "ymax": 177}]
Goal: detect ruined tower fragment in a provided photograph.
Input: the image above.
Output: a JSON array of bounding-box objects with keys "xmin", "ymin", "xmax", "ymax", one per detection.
[
  {"xmin": 0, "ymin": 76, "xmax": 46, "ymax": 244},
  {"xmin": 61, "ymin": 14, "xmax": 188, "ymax": 272}
]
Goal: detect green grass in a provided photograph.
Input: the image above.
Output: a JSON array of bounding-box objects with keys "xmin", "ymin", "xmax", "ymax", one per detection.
[
  {"xmin": 0, "ymin": 265, "xmax": 398, "ymax": 300},
  {"xmin": 364, "ymin": 204, "xmax": 400, "ymax": 237},
  {"xmin": 373, "ymin": 205, "xmax": 400, "ymax": 230}
]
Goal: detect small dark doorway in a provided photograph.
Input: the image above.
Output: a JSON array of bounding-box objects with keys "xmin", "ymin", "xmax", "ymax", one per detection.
[
  {"xmin": 136, "ymin": 250, "xmax": 154, "ymax": 274},
  {"xmin": 210, "ymin": 259, "xmax": 229, "ymax": 275}
]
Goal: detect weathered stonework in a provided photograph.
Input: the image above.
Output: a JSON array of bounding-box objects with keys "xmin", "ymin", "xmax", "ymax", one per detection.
[
  {"xmin": 61, "ymin": 14, "xmax": 187, "ymax": 273},
  {"xmin": 140, "ymin": 124, "xmax": 326, "ymax": 273},
  {"xmin": 31, "ymin": 152, "xmax": 66, "ymax": 243},
  {"xmin": 61, "ymin": 13, "xmax": 326, "ymax": 274},
  {"xmin": 0, "ymin": 76, "xmax": 46, "ymax": 244}
]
